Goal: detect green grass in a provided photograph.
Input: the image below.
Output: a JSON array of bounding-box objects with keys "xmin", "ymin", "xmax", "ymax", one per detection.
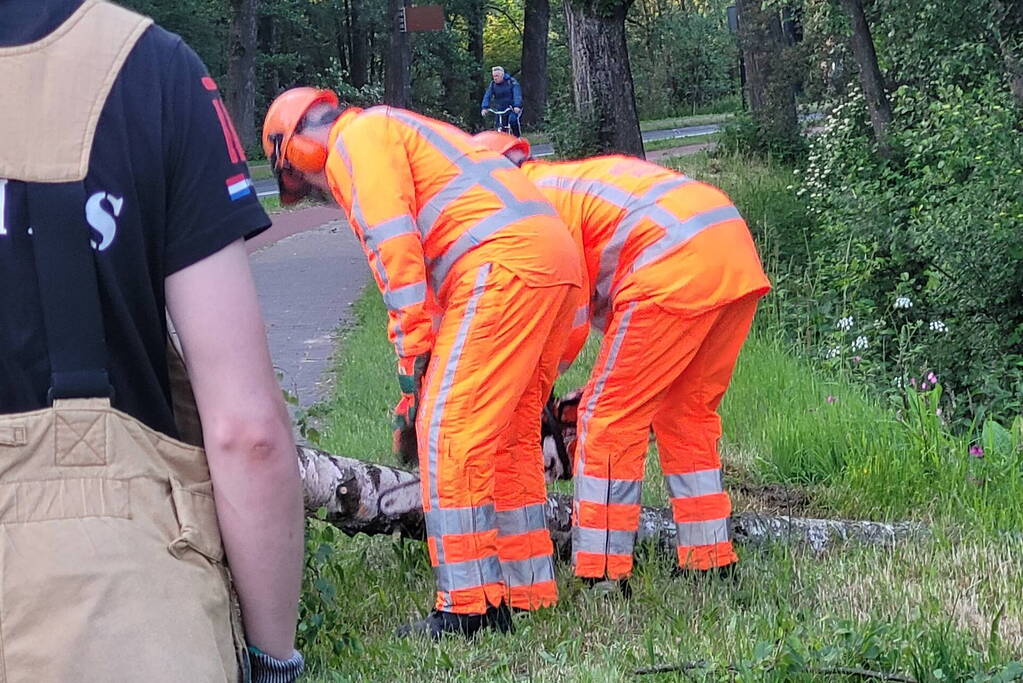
[
  {"xmin": 259, "ymin": 194, "xmax": 281, "ymax": 213},
  {"xmin": 249, "ymin": 162, "xmax": 274, "ymax": 181},
  {"xmin": 295, "ymin": 290, "xmax": 1023, "ymax": 681}
]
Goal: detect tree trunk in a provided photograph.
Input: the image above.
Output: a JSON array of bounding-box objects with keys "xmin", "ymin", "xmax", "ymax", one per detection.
[
  {"xmin": 349, "ymin": 0, "xmax": 369, "ymax": 89},
  {"xmin": 384, "ymin": 0, "xmax": 411, "ymax": 107},
  {"xmin": 226, "ymin": 0, "xmax": 259, "ymax": 152},
  {"xmin": 837, "ymin": 0, "xmax": 893, "ymax": 152},
  {"xmin": 992, "ymin": 0, "xmax": 1023, "ymax": 109},
  {"xmin": 520, "ymin": 0, "xmax": 550, "ymax": 127},
  {"xmin": 736, "ymin": 0, "xmax": 799, "ymax": 149},
  {"xmin": 467, "ymin": 0, "xmax": 485, "ymax": 66},
  {"xmin": 563, "ymin": 0, "xmax": 645, "ymax": 157},
  {"xmin": 297, "ymin": 445, "xmax": 927, "ymax": 556}
]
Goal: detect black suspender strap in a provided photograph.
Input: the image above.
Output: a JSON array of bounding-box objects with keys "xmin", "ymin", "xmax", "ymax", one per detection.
[{"xmin": 26, "ymin": 182, "xmax": 113, "ymax": 402}]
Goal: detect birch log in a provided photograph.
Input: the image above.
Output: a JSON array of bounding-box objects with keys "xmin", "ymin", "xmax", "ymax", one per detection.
[{"xmin": 296, "ymin": 445, "xmax": 925, "ymax": 555}]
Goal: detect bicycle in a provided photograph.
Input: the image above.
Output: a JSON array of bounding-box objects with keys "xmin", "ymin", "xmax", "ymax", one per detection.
[{"xmin": 485, "ymin": 107, "xmax": 517, "ymax": 136}]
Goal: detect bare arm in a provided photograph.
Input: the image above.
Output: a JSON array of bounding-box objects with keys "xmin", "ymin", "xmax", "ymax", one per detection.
[{"xmin": 166, "ymin": 239, "xmax": 303, "ymax": 659}]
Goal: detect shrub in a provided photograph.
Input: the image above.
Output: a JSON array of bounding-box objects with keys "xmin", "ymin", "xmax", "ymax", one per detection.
[{"xmin": 798, "ymin": 81, "xmax": 1023, "ymax": 424}]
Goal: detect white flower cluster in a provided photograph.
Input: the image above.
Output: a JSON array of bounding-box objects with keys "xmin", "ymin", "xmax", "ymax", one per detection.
[
  {"xmin": 824, "ymin": 346, "xmax": 842, "ymax": 359},
  {"xmin": 836, "ymin": 316, "xmax": 854, "ymax": 331},
  {"xmin": 852, "ymin": 336, "xmax": 869, "ymax": 351},
  {"xmin": 894, "ymin": 296, "xmax": 913, "ymax": 309},
  {"xmin": 929, "ymin": 320, "xmax": 948, "ymax": 333}
]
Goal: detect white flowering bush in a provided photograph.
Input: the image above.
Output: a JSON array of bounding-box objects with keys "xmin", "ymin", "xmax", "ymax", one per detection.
[{"xmin": 788, "ymin": 1, "xmax": 1023, "ymax": 422}]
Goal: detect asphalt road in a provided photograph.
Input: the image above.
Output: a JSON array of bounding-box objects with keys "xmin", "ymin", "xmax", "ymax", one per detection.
[{"xmin": 253, "ymin": 122, "xmax": 725, "ymax": 197}]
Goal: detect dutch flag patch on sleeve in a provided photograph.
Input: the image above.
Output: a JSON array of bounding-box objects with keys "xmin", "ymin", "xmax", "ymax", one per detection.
[{"xmin": 226, "ymin": 173, "xmax": 254, "ymax": 201}]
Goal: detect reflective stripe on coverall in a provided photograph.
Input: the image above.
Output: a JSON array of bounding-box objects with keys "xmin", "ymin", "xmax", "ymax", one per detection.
[
  {"xmin": 325, "ymin": 107, "xmax": 583, "ymax": 612},
  {"xmin": 521, "ymin": 156, "xmax": 771, "ymax": 578}
]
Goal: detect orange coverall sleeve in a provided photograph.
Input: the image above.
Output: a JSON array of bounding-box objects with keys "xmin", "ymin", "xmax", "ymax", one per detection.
[{"xmin": 336, "ymin": 114, "xmax": 434, "ymax": 363}]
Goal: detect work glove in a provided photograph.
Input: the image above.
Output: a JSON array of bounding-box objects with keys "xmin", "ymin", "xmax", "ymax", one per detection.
[
  {"xmin": 396, "ymin": 352, "xmax": 430, "ymax": 400},
  {"xmin": 248, "ymin": 647, "xmax": 304, "ymax": 683},
  {"xmin": 393, "ymin": 353, "xmax": 430, "ymax": 466},
  {"xmin": 481, "ymin": 109, "xmax": 488, "ymax": 117},
  {"xmin": 392, "ymin": 395, "xmax": 420, "ymax": 468}
]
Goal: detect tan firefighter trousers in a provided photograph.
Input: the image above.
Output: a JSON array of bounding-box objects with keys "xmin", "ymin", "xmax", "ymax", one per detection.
[{"xmin": 0, "ymin": 399, "xmax": 242, "ymax": 682}]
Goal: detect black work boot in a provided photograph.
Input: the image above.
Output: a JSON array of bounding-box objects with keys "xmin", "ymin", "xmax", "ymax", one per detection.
[
  {"xmin": 581, "ymin": 576, "xmax": 633, "ymax": 600},
  {"xmin": 396, "ymin": 602, "xmax": 514, "ymax": 640}
]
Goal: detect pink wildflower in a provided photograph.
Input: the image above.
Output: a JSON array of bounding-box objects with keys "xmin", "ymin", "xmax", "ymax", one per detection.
[
  {"xmin": 926, "ymin": 372, "xmax": 938, "ymax": 384},
  {"xmin": 852, "ymin": 356, "xmax": 862, "ymax": 364},
  {"xmin": 826, "ymin": 395, "xmax": 837, "ymax": 404},
  {"xmin": 920, "ymin": 381, "xmax": 930, "ymax": 391},
  {"xmin": 969, "ymin": 445, "xmax": 984, "ymax": 458},
  {"xmin": 909, "ymin": 377, "xmax": 917, "ymax": 388}
]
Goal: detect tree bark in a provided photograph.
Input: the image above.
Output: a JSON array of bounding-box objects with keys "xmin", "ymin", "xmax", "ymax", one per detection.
[
  {"xmin": 384, "ymin": 0, "xmax": 411, "ymax": 107},
  {"xmin": 563, "ymin": 0, "xmax": 644, "ymax": 157},
  {"xmin": 226, "ymin": 0, "xmax": 259, "ymax": 152},
  {"xmin": 837, "ymin": 0, "xmax": 893, "ymax": 151},
  {"xmin": 520, "ymin": 0, "xmax": 550, "ymax": 127},
  {"xmin": 992, "ymin": 0, "xmax": 1023, "ymax": 109},
  {"xmin": 736, "ymin": 0, "xmax": 799, "ymax": 149},
  {"xmin": 297, "ymin": 445, "xmax": 927, "ymax": 556}
]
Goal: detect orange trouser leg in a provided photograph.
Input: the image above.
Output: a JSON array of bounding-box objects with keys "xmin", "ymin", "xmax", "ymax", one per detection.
[
  {"xmin": 416, "ymin": 260, "xmax": 573, "ymax": 614},
  {"xmin": 652, "ymin": 294, "xmax": 759, "ymax": 570},
  {"xmin": 493, "ymin": 288, "xmax": 575, "ymax": 611},
  {"xmin": 573, "ymin": 299, "xmax": 711, "ymax": 579}
]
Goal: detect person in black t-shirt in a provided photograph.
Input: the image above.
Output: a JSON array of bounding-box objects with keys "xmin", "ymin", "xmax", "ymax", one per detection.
[{"xmin": 0, "ymin": 1, "xmax": 304, "ymax": 679}]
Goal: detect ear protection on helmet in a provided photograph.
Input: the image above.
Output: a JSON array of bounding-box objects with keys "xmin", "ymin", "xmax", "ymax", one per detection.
[
  {"xmin": 284, "ymin": 104, "xmax": 345, "ymax": 174},
  {"xmin": 285, "ymin": 135, "xmax": 328, "ymax": 174}
]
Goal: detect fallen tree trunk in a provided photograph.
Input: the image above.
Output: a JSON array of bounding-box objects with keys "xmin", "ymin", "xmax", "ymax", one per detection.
[{"xmin": 296, "ymin": 446, "xmax": 926, "ymax": 555}]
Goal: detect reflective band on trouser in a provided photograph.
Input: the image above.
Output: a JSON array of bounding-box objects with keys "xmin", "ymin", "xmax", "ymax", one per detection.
[
  {"xmin": 433, "ymin": 555, "xmax": 504, "ymax": 593},
  {"xmin": 675, "ymin": 519, "xmax": 734, "ymax": 571},
  {"xmin": 649, "ymin": 298, "xmax": 759, "ymax": 572},
  {"xmin": 572, "ymin": 303, "xmax": 644, "ymax": 580},
  {"xmin": 420, "ymin": 263, "xmax": 506, "ymax": 612},
  {"xmin": 495, "ymin": 503, "xmax": 556, "ymax": 609},
  {"xmin": 416, "ymin": 259, "xmax": 574, "ymax": 613},
  {"xmin": 575, "ymin": 303, "xmax": 637, "ymax": 472},
  {"xmin": 665, "ymin": 468, "xmax": 723, "ymax": 500},
  {"xmin": 573, "ymin": 527, "xmax": 637, "ymax": 580},
  {"xmin": 665, "ymin": 468, "xmax": 734, "ymax": 569}
]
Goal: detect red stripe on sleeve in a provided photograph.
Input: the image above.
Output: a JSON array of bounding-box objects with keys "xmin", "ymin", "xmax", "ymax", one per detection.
[{"xmin": 211, "ymin": 98, "xmax": 240, "ymax": 164}]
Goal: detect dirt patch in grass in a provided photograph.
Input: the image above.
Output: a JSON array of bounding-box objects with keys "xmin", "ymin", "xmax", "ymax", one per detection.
[{"xmin": 647, "ymin": 142, "xmax": 717, "ymax": 162}]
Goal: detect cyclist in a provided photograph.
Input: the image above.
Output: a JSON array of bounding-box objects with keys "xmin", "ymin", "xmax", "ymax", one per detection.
[{"xmin": 480, "ymin": 66, "xmax": 522, "ymax": 136}]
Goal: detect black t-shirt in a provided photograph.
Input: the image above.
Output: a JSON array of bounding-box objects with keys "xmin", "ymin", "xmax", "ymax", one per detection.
[{"xmin": 0, "ymin": 1, "xmax": 271, "ymax": 436}]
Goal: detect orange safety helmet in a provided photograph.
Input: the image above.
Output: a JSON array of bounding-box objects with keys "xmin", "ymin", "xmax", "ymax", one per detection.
[
  {"xmin": 262, "ymin": 87, "xmax": 341, "ymax": 204},
  {"xmin": 473, "ymin": 131, "xmax": 531, "ymax": 164}
]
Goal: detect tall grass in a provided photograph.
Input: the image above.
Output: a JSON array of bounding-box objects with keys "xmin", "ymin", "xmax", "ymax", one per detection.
[
  {"xmin": 298, "ymin": 290, "xmax": 1023, "ymax": 681},
  {"xmin": 294, "ymin": 152, "xmax": 1023, "ymax": 680}
]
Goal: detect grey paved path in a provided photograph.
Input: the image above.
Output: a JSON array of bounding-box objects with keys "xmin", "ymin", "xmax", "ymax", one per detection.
[{"xmin": 248, "ymin": 206, "xmax": 370, "ymax": 409}]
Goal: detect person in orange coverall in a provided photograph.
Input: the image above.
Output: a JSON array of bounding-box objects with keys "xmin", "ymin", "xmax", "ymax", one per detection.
[
  {"xmin": 476, "ymin": 132, "xmax": 771, "ymax": 587},
  {"xmin": 262, "ymin": 90, "xmax": 583, "ymax": 637}
]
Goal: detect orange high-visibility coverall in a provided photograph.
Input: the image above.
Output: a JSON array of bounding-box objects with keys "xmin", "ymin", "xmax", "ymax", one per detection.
[
  {"xmin": 520, "ymin": 155, "xmax": 771, "ymax": 579},
  {"xmin": 325, "ymin": 107, "xmax": 582, "ymax": 613}
]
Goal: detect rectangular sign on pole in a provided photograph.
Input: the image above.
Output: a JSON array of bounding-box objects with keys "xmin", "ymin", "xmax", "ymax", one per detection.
[{"xmin": 401, "ymin": 5, "xmax": 445, "ymax": 32}]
